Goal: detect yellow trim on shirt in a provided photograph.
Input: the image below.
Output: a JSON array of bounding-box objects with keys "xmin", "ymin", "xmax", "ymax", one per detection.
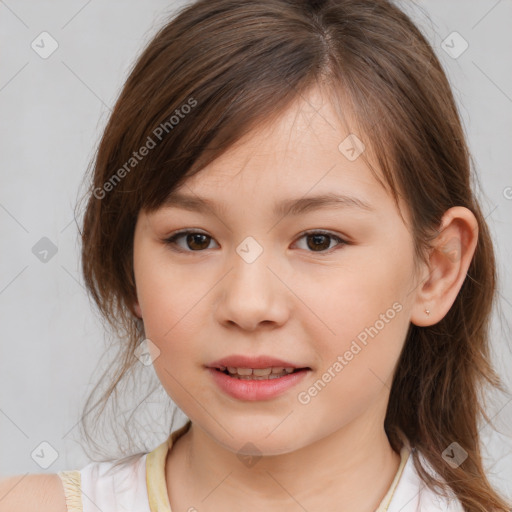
[
  {"xmin": 57, "ymin": 470, "xmax": 83, "ymax": 512},
  {"xmin": 147, "ymin": 420, "xmax": 192, "ymax": 512},
  {"xmin": 376, "ymin": 444, "xmax": 412, "ymax": 511},
  {"xmin": 57, "ymin": 423, "xmax": 409, "ymax": 512},
  {"xmin": 146, "ymin": 421, "xmax": 410, "ymax": 512}
]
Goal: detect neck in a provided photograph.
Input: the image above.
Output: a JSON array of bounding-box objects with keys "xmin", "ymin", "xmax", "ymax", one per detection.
[{"xmin": 166, "ymin": 403, "xmax": 402, "ymax": 511}]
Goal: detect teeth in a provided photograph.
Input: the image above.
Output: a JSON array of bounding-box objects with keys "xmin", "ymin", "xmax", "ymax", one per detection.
[
  {"xmin": 222, "ymin": 366, "xmax": 297, "ymax": 379},
  {"xmin": 253, "ymin": 368, "xmax": 272, "ymax": 376}
]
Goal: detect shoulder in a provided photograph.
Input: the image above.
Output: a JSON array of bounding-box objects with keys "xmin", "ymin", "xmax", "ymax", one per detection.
[
  {"xmin": 0, "ymin": 473, "xmax": 67, "ymax": 512},
  {"xmin": 80, "ymin": 452, "xmax": 151, "ymax": 510}
]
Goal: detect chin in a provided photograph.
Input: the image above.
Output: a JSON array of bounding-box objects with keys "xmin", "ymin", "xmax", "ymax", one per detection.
[{"xmin": 202, "ymin": 415, "xmax": 312, "ymax": 456}]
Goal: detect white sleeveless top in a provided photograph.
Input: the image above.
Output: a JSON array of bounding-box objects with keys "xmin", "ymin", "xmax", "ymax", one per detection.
[{"xmin": 58, "ymin": 421, "xmax": 464, "ymax": 511}]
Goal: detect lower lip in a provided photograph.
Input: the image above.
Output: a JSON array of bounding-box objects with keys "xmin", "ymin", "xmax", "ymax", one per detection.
[{"xmin": 207, "ymin": 368, "xmax": 310, "ymax": 401}]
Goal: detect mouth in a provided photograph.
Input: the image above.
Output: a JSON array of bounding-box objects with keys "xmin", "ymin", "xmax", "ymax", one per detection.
[
  {"xmin": 208, "ymin": 364, "xmax": 311, "ymax": 401},
  {"xmin": 213, "ymin": 366, "xmax": 311, "ymax": 380}
]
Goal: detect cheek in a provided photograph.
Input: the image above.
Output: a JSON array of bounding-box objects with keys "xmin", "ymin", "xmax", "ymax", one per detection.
[
  {"xmin": 294, "ymin": 291, "xmax": 408, "ymax": 429},
  {"xmin": 134, "ymin": 247, "xmax": 207, "ymax": 336},
  {"xmin": 141, "ymin": 281, "xmax": 206, "ymax": 415},
  {"xmin": 302, "ymin": 239, "xmax": 414, "ymax": 390},
  {"xmin": 133, "ymin": 249, "xmax": 206, "ymax": 390}
]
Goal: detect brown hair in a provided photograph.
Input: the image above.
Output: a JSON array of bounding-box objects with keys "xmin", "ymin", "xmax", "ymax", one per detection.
[{"xmin": 77, "ymin": 0, "xmax": 510, "ymax": 510}]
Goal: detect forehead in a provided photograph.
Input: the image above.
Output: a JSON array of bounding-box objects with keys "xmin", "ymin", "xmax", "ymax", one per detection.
[{"xmin": 173, "ymin": 86, "xmax": 390, "ymax": 210}]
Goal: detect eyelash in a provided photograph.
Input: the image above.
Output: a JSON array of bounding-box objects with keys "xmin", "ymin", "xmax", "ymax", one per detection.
[{"xmin": 162, "ymin": 229, "xmax": 348, "ymax": 255}]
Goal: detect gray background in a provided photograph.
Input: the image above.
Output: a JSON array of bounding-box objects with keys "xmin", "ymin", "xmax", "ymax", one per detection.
[{"xmin": 1, "ymin": 0, "xmax": 511, "ymax": 500}]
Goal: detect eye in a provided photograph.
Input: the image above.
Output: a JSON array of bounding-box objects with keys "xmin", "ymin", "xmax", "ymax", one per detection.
[
  {"xmin": 293, "ymin": 230, "xmax": 347, "ymax": 253},
  {"xmin": 163, "ymin": 229, "xmax": 347, "ymax": 253},
  {"xmin": 163, "ymin": 230, "xmax": 218, "ymax": 252}
]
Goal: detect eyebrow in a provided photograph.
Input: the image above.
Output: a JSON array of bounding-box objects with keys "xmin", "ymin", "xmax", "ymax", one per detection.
[{"xmin": 162, "ymin": 191, "xmax": 374, "ymax": 217}]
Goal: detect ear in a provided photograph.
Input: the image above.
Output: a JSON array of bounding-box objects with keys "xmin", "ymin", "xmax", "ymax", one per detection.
[{"xmin": 410, "ymin": 206, "xmax": 479, "ymax": 327}]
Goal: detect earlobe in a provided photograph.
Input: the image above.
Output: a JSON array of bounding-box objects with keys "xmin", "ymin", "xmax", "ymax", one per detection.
[
  {"xmin": 410, "ymin": 206, "xmax": 478, "ymax": 327},
  {"xmin": 133, "ymin": 302, "xmax": 143, "ymax": 318}
]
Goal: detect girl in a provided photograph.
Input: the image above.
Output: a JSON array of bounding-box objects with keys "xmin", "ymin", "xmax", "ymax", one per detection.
[{"xmin": 2, "ymin": 0, "xmax": 510, "ymax": 510}]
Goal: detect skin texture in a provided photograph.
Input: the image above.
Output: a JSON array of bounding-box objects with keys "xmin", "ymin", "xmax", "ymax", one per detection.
[
  {"xmin": 132, "ymin": 86, "xmax": 478, "ymax": 511},
  {"xmin": 0, "ymin": 474, "xmax": 67, "ymax": 512}
]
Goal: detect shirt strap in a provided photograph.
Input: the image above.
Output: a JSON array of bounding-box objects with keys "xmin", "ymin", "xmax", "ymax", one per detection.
[
  {"xmin": 375, "ymin": 444, "xmax": 412, "ymax": 511},
  {"xmin": 146, "ymin": 420, "xmax": 192, "ymax": 512},
  {"xmin": 57, "ymin": 470, "xmax": 83, "ymax": 512}
]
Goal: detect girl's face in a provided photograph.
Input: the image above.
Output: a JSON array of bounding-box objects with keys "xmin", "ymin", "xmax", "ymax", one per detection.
[{"xmin": 133, "ymin": 87, "xmax": 422, "ymax": 455}]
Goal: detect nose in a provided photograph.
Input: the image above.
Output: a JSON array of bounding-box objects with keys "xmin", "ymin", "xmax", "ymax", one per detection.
[{"xmin": 214, "ymin": 241, "xmax": 290, "ymax": 331}]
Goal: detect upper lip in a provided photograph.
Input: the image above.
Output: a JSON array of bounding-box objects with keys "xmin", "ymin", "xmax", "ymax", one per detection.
[{"xmin": 207, "ymin": 355, "xmax": 309, "ymax": 369}]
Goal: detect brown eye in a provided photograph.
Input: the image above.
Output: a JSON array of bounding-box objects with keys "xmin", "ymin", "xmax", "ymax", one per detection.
[
  {"xmin": 185, "ymin": 233, "xmax": 211, "ymax": 250},
  {"xmin": 306, "ymin": 234, "xmax": 331, "ymax": 251},
  {"xmin": 164, "ymin": 229, "xmax": 347, "ymax": 254},
  {"xmin": 164, "ymin": 231, "xmax": 217, "ymax": 252},
  {"xmin": 295, "ymin": 231, "xmax": 347, "ymax": 253}
]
